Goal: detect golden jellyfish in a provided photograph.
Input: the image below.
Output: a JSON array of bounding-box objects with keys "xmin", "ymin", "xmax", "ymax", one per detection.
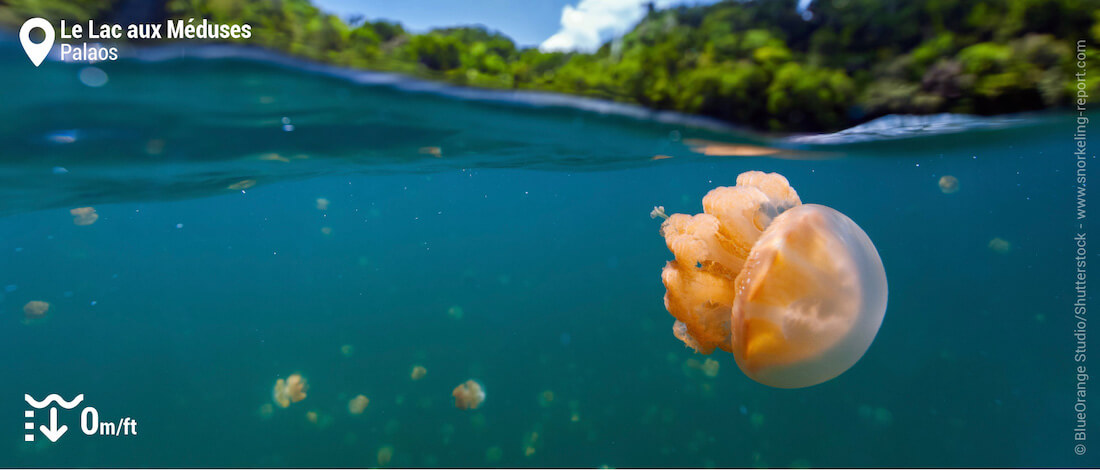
[
  {"xmin": 418, "ymin": 146, "xmax": 443, "ymax": 158},
  {"xmin": 272, "ymin": 373, "xmax": 308, "ymax": 408},
  {"xmin": 23, "ymin": 301, "xmax": 50, "ymax": 319},
  {"xmin": 377, "ymin": 445, "xmax": 394, "ymax": 466},
  {"xmin": 70, "ymin": 207, "xmax": 98, "ymax": 226},
  {"xmin": 989, "ymin": 237, "xmax": 1012, "ymax": 254},
  {"xmin": 316, "ymin": 198, "xmax": 330, "ymax": 211},
  {"xmin": 684, "ymin": 357, "xmax": 720, "ymax": 378},
  {"xmin": 938, "ymin": 175, "xmax": 959, "ymax": 194},
  {"xmin": 348, "ymin": 394, "xmax": 370, "ymax": 415},
  {"xmin": 658, "ymin": 171, "xmax": 888, "ymax": 388},
  {"xmin": 410, "ymin": 365, "xmax": 427, "ymax": 381},
  {"xmin": 452, "ymin": 379, "xmax": 485, "ymax": 410}
]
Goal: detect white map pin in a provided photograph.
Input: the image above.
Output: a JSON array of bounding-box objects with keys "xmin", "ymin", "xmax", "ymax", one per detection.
[{"xmin": 19, "ymin": 18, "xmax": 54, "ymax": 67}]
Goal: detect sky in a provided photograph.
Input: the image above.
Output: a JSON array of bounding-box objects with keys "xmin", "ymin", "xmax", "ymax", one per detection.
[{"xmin": 312, "ymin": 0, "xmax": 721, "ymax": 51}]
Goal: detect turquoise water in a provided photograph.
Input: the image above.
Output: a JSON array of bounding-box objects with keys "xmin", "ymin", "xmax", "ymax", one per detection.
[{"xmin": 1, "ymin": 39, "xmax": 1092, "ymax": 467}]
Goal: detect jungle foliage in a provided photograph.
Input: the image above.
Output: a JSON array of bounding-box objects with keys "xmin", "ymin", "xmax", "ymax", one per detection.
[{"xmin": 3, "ymin": 0, "xmax": 1098, "ymax": 131}]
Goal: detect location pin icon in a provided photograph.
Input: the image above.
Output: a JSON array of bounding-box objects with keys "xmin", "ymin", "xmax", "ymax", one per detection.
[{"xmin": 19, "ymin": 18, "xmax": 54, "ymax": 67}]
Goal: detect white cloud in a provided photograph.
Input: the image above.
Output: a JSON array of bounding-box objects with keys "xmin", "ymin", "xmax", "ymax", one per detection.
[{"xmin": 540, "ymin": 0, "xmax": 687, "ymax": 53}]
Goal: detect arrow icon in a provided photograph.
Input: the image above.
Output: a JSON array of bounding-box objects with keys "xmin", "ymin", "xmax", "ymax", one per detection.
[{"xmin": 39, "ymin": 407, "xmax": 67, "ymax": 442}]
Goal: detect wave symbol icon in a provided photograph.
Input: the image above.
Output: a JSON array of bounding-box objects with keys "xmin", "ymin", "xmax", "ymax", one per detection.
[{"xmin": 24, "ymin": 394, "xmax": 84, "ymax": 409}]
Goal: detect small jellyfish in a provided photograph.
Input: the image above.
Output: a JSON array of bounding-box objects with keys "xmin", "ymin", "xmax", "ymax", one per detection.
[
  {"xmin": 418, "ymin": 146, "xmax": 443, "ymax": 158},
  {"xmin": 70, "ymin": 207, "xmax": 98, "ymax": 226},
  {"xmin": 486, "ymin": 446, "xmax": 504, "ymax": 463},
  {"xmin": 316, "ymin": 198, "xmax": 330, "ymax": 211},
  {"xmin": 258, "ymin": 403, "xmax": 274, "ymax": 420},
  {"xmin": 938, "ymin": 175, "xmax": 960, "ymax": 194},
  {"xmin": 341, "ymin": 344, "xmax": 354, "ymax": 357},
  {"xmin": 522, "ymin": 430, "xmax": 540, "ymax": 457},
  {"xmin": 273, "ymin": 373, "xmax": 308, "ymax": 408},
  {"xmin": 306, "ymin": 410, "xmax": 333, "ymax": 428},
  {"xmin": 452, "ymin": 379, "xmax": 485, "ymax": 410},
  {"xmin": 349, "ymin": 394, "xmax": 370, "ymax": 415},
  {"xmin": 320, "ymin": 226, "xmax": 333, "ymax": 236},
  {"xmin": 447, "ymin": 306, "xmax": 464, "ymax": 319},
  {"xmin": 377, "ymin": 445, "xmax": 394, "ymax": 466},
  {"xmin": 989, "ymin": 237, "xmax": 1012, "ymax": 254},
  {"xmin": 410, "ymin": 365, "xmax": 427, "ymax": 381},
  {"xmin": 538, "ymin": 390, "xmax": 555, "ymax": 407},
  {"xmin": 658, "ymin": 171, "xmax": 888, "ymax": 388},
  {"xmin": 23, "ymin": 301, "xmax": 50, "ymax": 319},
  {"xmin": 700, "ymin": 358, "xmax": 719, "ymax": 378}
]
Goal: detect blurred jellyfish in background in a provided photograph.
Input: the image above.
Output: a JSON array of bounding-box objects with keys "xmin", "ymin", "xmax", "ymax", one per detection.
[
  {"xmin": 410, "ymin": 365, "xmax": 427, "ymax": 381},
  {"xmin": 23, "ymin": 301, "xmax": 50, "ymax": 321},
  {"xmin": 273, "ymin": 373, "xmax": 308, "ymax": 408},
  {"xmin": 348, "ymin": 394, "xmax": 370, "ymax": 415},
  {"xmin": 938, "ymin": 175, "xmax": 960, "ymax": 194},
  {"xmin": 657, "ymin": 171, "xmax": 888, "ymax": 388},
  {"xmin": 989, "ymin": 237, "xmax": 1012, "ymax": 254},
  {"xmin": 683, "ymin": 358, "xmax": 720, "ymax": 378},
  {"xmin": 377, "ymin": 445, "xmax": 394, "ymax": 466},
  {"xmin": 70, "ymin": 207, "xmax": 98, "ymax": 226},
  {"xmin": 452, "ymin": 379, "xmax": 485, "ymax": 410},
  {"xmin": 257, "ymin": 403, "xmax": 274, "ymax": 420}
]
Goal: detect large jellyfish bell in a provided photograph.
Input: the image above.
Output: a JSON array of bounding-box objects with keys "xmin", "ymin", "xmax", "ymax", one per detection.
[{"xmin": 658, "ymin": 171, "xmax": 887, "ymax": 388}]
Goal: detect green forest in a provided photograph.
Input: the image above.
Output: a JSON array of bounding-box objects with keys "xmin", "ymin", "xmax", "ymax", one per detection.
[{"xmin": 2, "ymin": 0, "xmax": 1098, "ymax": 131}]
